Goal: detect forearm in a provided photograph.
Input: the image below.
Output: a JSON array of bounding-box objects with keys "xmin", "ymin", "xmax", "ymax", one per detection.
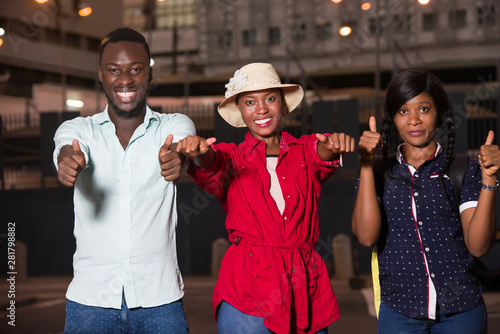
[
  {"xmin": 193, "ymin": 148, "xmax": 216, "ymax": 168},
  {"xmin": 463, "ymin": 187, "xmax": 497, "ymax": 257},
  {"xmin": 352, "ymin": 166, "xmax": 382, "ymax": 247}
]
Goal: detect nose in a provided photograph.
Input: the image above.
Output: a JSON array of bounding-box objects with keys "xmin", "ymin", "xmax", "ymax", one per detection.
[
  {"xmin": 255, "ymin": 100, "xmax": 269, "ymax": 115},
  {"xmin": 408, "ymin": 110, "xmax": 421, "ymax": 125},
  {"xmin": 118, "ymin": 71, "xmax": 133, "ymax": 86}
]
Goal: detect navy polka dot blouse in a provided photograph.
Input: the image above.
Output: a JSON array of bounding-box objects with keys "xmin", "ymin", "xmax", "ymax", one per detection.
[{"xmin": 355, "ymin": 144, "xmax": 483, "ymax": 319}]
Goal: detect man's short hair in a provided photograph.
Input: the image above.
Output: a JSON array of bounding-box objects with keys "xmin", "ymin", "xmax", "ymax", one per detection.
[{"xmin": 99, "ymin": 27, "xmax": 150, "ymax": 65}]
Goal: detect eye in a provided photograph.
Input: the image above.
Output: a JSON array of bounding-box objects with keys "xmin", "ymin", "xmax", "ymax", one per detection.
[
  {"xmin": 398, "ymin": 108, "xmax": 408, "ymax": 115},
  {"xmin": 131, "ymin": 67, "xmax": 143, "ymax": 73},
  {"xmin": 419, "ymin": 106, "xmax": 429, "ymax": 113},
  {"xmin": 107, "ymin": 68, "xmax": 119, "ymax": 74},
  {"xmin": 266, "ymin": 96, "xmax": 276, "ymax": 103}
]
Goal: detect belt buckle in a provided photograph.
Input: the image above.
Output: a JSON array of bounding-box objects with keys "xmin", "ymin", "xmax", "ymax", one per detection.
[{"xmin": 234, "ymin": 236, "xmax": 241, "ymax": 246}]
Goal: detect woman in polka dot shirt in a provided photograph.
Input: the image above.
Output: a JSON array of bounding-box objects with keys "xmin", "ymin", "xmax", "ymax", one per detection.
[{"xmin": 352, "ymin": 69, "xmax": 500, "ymax": 333}]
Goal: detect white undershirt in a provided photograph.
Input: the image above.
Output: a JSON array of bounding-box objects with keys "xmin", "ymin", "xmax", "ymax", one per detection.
[{"xmin": 267, "ymin": 156, "xmax": 285, "ymax": 214}]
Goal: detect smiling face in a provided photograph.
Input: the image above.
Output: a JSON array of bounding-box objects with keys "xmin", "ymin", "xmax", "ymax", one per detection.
[
  {"xmin": 98, "ymin": 41, "xmax": 152, "ymax": 118},
  {"xmin": 237, "ymin": 88, "xmax": 285, "ymax": 142},
  {"xmin": 394, "ymin": 91, "xmax": 438, "ymax": 150}
]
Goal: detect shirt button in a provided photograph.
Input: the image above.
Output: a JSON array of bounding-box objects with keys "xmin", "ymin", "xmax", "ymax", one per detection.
[
  {"xmin": 425, "ymin": 247, "xmax": 430, "ymax": 252},
  {"xmin": 123, "ymin": 236, "xmax": 127, "ymax": 240},
  {"xmin": 418, "ymin": 221, "xmax": 423, "ymax": 226},
  {"xmin": 284, "ymin": 216, "xmax": 288, "ymax": 220},
  {"xmin": 123, "ymin": 210, "xmax": 127, "ymax": 215},
  {"xmin": 431, "ymin": 273, "xmax": 435, "ymax": 278},
  {"xmin": 414, "ymin": 192, "xmax": 419, "ymax": 196},
  {"xmin": 282, "ymin": 177, "xmax": 286, "ymax": 180},
  {"xmin": 122, "ymin": 261, "xmax": 127, "ymax": 266},
  {"xmin": 415, "ymin": 174, "xmax": 419, "ymax": 178}
]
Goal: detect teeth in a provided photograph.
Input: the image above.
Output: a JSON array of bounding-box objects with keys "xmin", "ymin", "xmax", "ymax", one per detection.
[
  {"xmin": 117, "ymin": 92, "xmax": 134, "ymax": 97},
  {"xmin": 255, "ymin": 118, "xmax": 271, "ymax": 124}
]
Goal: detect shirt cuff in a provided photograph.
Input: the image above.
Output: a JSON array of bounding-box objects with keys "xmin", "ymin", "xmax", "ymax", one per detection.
[
  {"xmin": 459, "ymin": 201, "xmax": 478, "ymax": 215},
  {"xmin": 187, "ymin": 145, "xmax": 218, "ymax": 175},
  {"xmin": 313, "ymin": 138, "xmax": 340, "ymax": 167}
]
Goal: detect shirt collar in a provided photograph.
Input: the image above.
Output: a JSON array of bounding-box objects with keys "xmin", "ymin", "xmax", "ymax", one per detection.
[
  {"xmin": 396, "ymin": 142, "xmax": 443, "ymax": 164},
  {"xmin": 240, "ymin": 131, "xmax": 302, "ymax": 152},
  {"xmin": 92, "ymin": 105, "xmax": 159, "ymax": 128}
]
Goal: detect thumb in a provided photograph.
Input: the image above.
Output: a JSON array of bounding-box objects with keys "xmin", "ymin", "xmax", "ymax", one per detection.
[
  {"xmin": 199, "ymin": 137, "xmax": 217, "ymax": 154},
  {"xmin": 484, "ymin": 130, "xmax": 495, "ymax": 146},
  {"xmin": 163, "ymin": 134, "xmax": 174, "ymax": 150},
  {"xmin": 369, "ymin": 116, "xmax": 377, "ymax": 133},
  {"xmin": 72, "ymin": 139, "xmax": 82, "ymax": 154},
  {"xmin": 315, "ymin": 133, "xmax": 327, "ymax": 143},
  {"xmin": 72, "ymin": 139, "xmax": 85, "ymax": 168},
  {"xmin": 205, "ymin": 137, "xmax": 217, "ymax": 146}
]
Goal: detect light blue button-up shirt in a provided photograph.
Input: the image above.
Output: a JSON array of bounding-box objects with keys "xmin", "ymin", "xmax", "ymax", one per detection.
[{"xmin": 53, "ymin": 106, "xmax": 195, "ymax": 309}]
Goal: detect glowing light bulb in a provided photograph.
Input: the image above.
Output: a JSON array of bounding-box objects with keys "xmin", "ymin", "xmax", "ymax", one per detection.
[
  {"xmin": 339, "ymin": 26, "xmax": 352, "ymax": 36},
  {"xmin": 361, "ymin": 2, "xmax": 372, "ymax": 10},
  {"xmin": 78, "ymin": 6, "xmax": 92, "ymax": 17}
]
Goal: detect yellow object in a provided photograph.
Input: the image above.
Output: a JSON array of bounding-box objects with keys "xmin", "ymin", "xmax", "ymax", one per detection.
[{"xmin": 371, "ymin": 247, "xmax": 381, "ymax": 318}]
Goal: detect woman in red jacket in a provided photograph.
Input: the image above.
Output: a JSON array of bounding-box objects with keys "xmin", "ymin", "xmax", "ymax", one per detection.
[{"xmin": 177, "ymin": 63, "xmax": 355, "ymax": 333}]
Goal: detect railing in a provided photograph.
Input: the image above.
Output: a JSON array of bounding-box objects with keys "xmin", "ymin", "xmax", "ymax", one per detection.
[
  {"xmin": 163, "ymin": 104, "xmax": 216, "ymax": 139},
  {"xmin": 1, "ymin": 112, "xmax": 41, "ymax": 132}
]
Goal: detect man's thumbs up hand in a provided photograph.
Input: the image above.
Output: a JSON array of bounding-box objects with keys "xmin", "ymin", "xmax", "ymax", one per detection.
[{"xmin": 57, "ymin": 139, "xmax": 86, "ymax": 187}]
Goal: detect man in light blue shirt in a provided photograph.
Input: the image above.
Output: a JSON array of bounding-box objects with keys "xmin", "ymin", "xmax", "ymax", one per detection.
[{"xmin": 53, "ymin": 28, "xmax": 195, "ymax": 333}]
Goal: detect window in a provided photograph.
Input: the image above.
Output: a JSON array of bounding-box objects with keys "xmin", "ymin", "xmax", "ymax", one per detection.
[
  {"xmin": 394, "ymin": 14, "xmax": 412, "ymax": 34},
  {"xmin": 242, "ymin": 29, "xmax": 257, "ymax": 47},
  {"xmin": 422, "ymin": 13, "xmax": 435, "ymax": 31},
  {"xmin": 316, "ymin": 23, "xmax": 332, "ymax": 41},
  {"xmin": 218, "ymin": 30, "xmax": 233, "ymax": 49},
  {"xmin": 368, "ymin": 18, "xmax": 383, "ymax": 35},
  {"xmin": 477, "ymin": 5, "xmax": 496, "ymax": 27},
  {"xmin": 155, "ymin": 0, "xmax": 197, "ymax": 29},
  {"xmin": 45, "ymin": 28, "xmax": 61, "ymax": 44},
  {"xmin": 449, "ymin": 9, "xmax": 467, "ymax": 29},
  {"xmin": 268, "ymin": 27, "xmax": 281, "ymax": 45},
  {"xmin": 87, "ymin": 37, "xmax": 101, "ymax": 52},
  {"xmin": 293, "ymin": 23, "xmax": 307, "ymax": 43},
  {"xmin": 65, "ymin": 32, "xmax": 80, "ymax": 48}
]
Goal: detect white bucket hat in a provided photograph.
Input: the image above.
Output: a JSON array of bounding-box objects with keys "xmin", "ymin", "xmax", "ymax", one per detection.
[{"xmin": 217, "ymin": 63, "xmax": 304, "ymax": 128}]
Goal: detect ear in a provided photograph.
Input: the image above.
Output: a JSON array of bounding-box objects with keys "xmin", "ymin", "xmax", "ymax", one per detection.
[
  {"xmin": 98, "ymin": 68, "xmax": 103, "ymax": 83},
  {"xmin": 148, "ymin": 67, "xmax": 153, "ymax": 83}
]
